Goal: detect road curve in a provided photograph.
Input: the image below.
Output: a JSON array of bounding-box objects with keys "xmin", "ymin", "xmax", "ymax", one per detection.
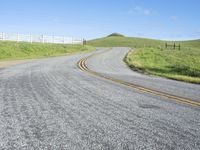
[
  {"xmin": 0, "ymin": 48, "xmax": 200, "ymax": 149},
  {"xmin": 86, "ymin": 48, "xmax": 200, "ymax": 102}
]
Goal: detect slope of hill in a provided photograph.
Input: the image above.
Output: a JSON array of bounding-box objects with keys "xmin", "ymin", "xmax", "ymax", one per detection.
[
  {"xmin": 0, "ymin": 41, "xmax": 94, "ymax": 60},
  {"xmin": 180, "ymin": 39, "xmax": 200, "ymax": 48},
  {"xmin": 88, "ymin": 36, "xmax": 164, "ymax": 48}
]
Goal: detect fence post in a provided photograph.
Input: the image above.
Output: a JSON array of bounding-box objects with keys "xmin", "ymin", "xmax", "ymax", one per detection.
[
  {"xmin": 83, "ymin": 39, "xmax": 87, "ymax": 45},
  {"xmin": 179, "ymin": 44, "xmax": 181, "ymax": 50},
  {"xmin": 42, "ymin": 35, "xmax": 44, "ymax": 43},
  {"xmin": 52, "ymin": 35, "xmax": 54, "ymax": 43},
  {"xmin": 165, "ymin": 43, "xmax": 167, "ymax": 48},
  {"xmin": 17, "ymin": 33, "xmax": 19, "ymax": 42},
  {"xmin": 174, "ymin": 43, "xmax": 176, "ymax": 49},
  {"xmin": 30, "ymin": 33, "xmax": 32, "ymax": 43},
  {"xmin": 3, "ymin": 32, "xmax": 5, "ymax": 41},
  {"xmin": 72, "ymin": 37, "xmax": 74, "ymax": 45}
]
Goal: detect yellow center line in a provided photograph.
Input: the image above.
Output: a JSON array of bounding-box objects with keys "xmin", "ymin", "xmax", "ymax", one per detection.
[{"xmin": 77, "ymin": 52, "xmax": 200, "ymax": 107}]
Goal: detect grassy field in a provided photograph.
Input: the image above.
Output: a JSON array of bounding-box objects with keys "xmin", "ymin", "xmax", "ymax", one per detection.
[
  {"xmin": 0, "ymin": 41, "xmax": 94, "ymax": 61},
  {"xmin": 89, "ymin": 35, "xmax": 200, "ymax": 83}
]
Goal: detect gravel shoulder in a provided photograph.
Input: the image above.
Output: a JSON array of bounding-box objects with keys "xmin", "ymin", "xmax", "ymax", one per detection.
[{"xmin": 0, "ymin": 59, "xmax": 37, "ymax": 68}]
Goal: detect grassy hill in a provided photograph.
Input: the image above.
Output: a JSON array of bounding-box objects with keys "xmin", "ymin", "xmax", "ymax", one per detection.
[
  {"xmin": 88, "ymin": 36, "xmax": 164, "ymax": 48},
  {"xmin": 0, "ymin": 41, "xmax": 94, "ymax": 61},
  {"xmin": 180, "ymin": 39, "xmax": 200, "ymax": 48},
  {"xmin": 88, "ymin": 35, "xmax": 200, "ymax": 83}
]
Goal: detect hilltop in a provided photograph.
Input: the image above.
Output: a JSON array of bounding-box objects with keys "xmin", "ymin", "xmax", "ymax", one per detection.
[
  {"xmin": 88, "ymin": 34, "xmax": 200, "ymax": 48},
  {"xmin": 88, "ymin": 36, "xmax": 164, "ymax": 48}
]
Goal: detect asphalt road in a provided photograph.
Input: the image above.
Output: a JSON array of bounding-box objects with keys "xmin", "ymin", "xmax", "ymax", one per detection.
[{"xmin": 0, "ymin": 48, "xmax": 200, "ymax": 150}]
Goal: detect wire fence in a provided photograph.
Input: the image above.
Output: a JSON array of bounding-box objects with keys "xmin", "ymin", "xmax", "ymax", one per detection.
[{"xmin": 0, "ymin": 32, "xmax": 84, "ymax": 45}]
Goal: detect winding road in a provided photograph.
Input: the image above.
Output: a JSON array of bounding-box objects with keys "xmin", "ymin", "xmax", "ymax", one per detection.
[{"xmin": 0, "ymin": 48, "xmax": 200, "ymax": 150}]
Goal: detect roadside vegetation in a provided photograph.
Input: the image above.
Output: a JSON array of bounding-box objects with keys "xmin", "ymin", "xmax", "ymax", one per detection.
[
  {"xmin": 1, "ymin": 35, "xmax": 200, "ymax": 83},
  {"xmin": 89, "ymin": 34, "xmax": 200, "ymax": 84},
  {"xmin": 0, "ymin": 41, "xmax": 94, "ymax": 61}
]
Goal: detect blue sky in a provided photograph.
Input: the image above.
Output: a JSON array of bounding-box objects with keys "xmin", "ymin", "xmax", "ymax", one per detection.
[{"xmin": 0, "ymin": 0, "xmax": 200, "ymax": 40}]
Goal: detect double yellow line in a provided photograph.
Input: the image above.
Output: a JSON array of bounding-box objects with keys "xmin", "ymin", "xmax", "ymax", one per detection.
[{"xmin": 78, "ymin": 53, "xmax": 200, "ymax": 107}]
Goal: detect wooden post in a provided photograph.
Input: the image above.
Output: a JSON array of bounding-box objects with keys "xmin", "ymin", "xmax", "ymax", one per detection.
[
  {"xmin": 179, "ymin": 44, "xmax": 181, "ymax": 50},
  {"xmin": 174, "ymin": 43, "xmax": 176, "ymax": 49},
  {"xmin": 165, "ymin": 43, "xmax": 167, "ymax": 48},
  {"xmin": 83, "ymin": 39, "xmax": 87, "ymax": 45}
]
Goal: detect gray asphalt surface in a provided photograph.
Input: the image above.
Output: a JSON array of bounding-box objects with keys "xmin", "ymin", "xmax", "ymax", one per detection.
[
  {"xmin": 0, "ymin": 48, "xmax": 200, "ymax": 150},
  {"xmin": 87, "ymin": 48, "xmax": 200, "ymax": 102}
]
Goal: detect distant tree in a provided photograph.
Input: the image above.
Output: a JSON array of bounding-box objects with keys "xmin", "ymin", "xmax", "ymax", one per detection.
[{"xmin": 107, "ymin": 33, "xmax": 125, "ymax": 37}]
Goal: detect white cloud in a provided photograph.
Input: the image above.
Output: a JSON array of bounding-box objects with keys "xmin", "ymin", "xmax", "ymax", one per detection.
[
  {"xmin": 170, "ymin": 16, "xmax": 178, "ymax": 21},
  {"xmin": 144, "ymin": 10, "xmax": 151, "ymax": 16},
  {"xmin": 128, "ymin": 6, "xmax": 153, "ymax": 16}
]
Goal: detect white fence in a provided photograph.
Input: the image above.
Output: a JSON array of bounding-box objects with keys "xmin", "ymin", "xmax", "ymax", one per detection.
[{"xmin": 0, "ymin": 32, "xmax": 84, "ymax": 44}]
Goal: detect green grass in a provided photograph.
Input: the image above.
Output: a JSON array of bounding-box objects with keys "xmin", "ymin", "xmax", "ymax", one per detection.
[
  {"xmin": 125, "ymin": 47, "xmax": 200, "ymax": 84},
  {"xmin": 88, "ymin": 36, "xmax": 164, "ymax": 48},
  {"xmin": 0, "ymin": 41, "xmax": 95, "ymax": 61},
  {"xmin": 88, "ymin": 36, "xmax": 200, "ymax": 84}
]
